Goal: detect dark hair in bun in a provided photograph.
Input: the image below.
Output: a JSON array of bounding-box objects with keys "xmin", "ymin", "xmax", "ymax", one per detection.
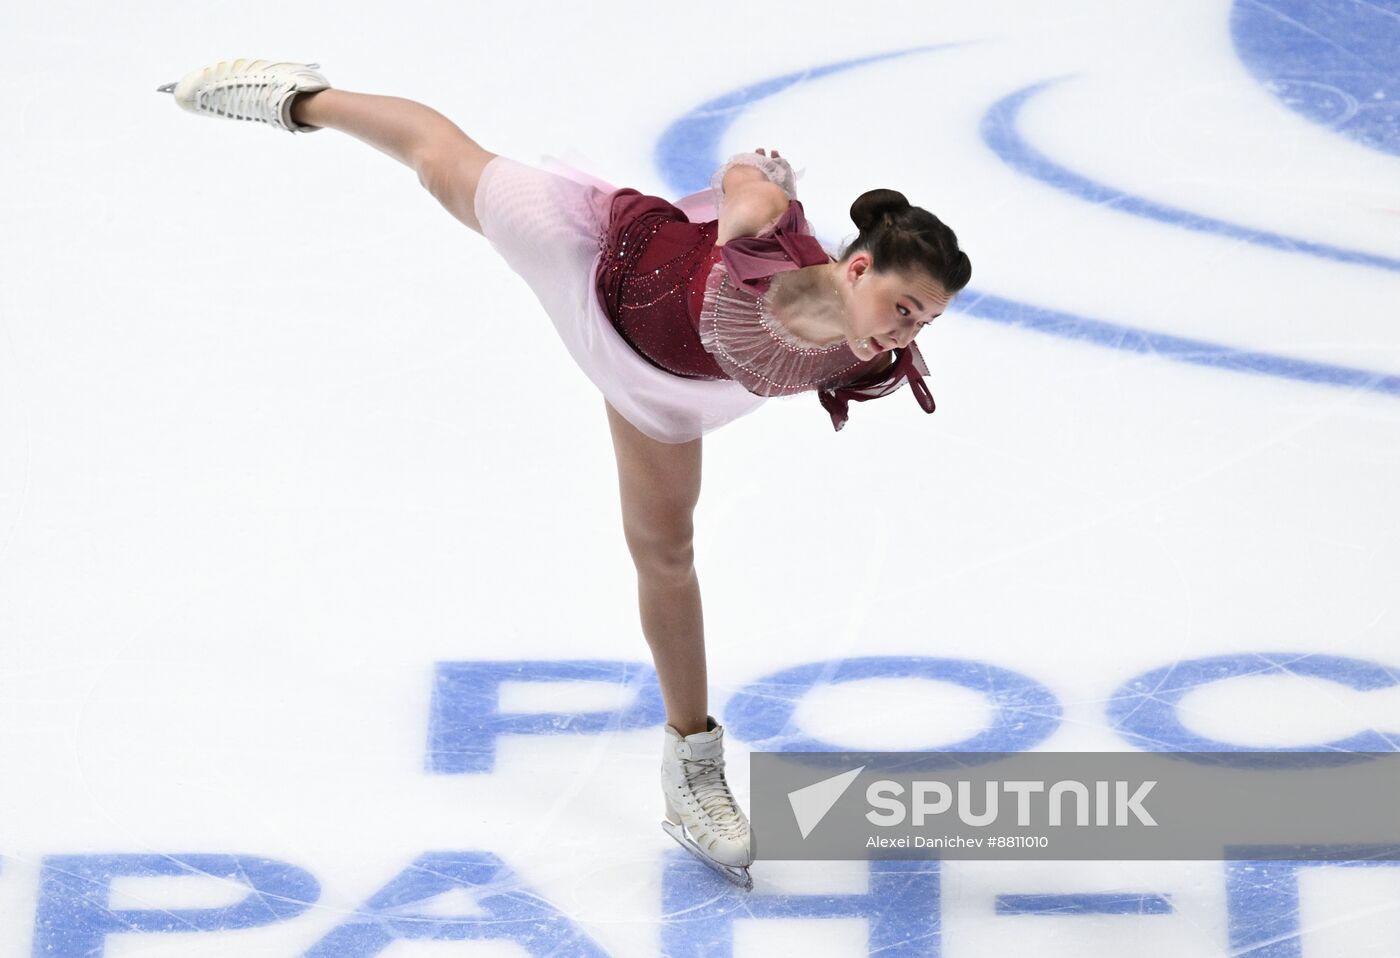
[{"xmin": 840, "ymin": 189, "xmax": 971, "ymax": 294}]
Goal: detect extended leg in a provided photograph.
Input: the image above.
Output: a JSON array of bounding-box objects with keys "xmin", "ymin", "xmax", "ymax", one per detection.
[
  {"xmin": 605, "ymin": 401, "xmax": 709, "ymax": 737},
  {"xmin": 291, "ymin": 89, "xmax": 497, "ymax": 234}
]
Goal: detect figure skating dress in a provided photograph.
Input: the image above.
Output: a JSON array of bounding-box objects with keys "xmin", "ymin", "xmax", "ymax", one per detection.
[{"xmin": 471, "ymin": 152, "xmax": 935, "ymax": 443}]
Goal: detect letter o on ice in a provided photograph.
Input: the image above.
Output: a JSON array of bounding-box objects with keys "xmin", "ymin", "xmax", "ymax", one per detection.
[
  {"xmin": 725, "ymin": 656, "xmax": 1061, "ymax": 758},
  {"xmin": 1107, "ymin": 652, "xmax": 1400, "ymax": 763}
]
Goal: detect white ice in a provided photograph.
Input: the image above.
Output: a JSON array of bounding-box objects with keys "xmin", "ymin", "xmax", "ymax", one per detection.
[{"xmin": 1, "ymin": 0, "xmax": 1398, "ymax": 955}]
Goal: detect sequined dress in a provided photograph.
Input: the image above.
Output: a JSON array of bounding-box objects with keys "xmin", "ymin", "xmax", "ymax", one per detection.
[{"xmin": 470, "ymin": 152, "xmax": 934, "ymax": 443}]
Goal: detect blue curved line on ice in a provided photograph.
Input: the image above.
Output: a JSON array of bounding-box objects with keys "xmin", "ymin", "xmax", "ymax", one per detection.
[
  {"xmin": 956, "ymin": 290, "xmax": 1400, "ymax": 396},
  {"xmin": 655, "ymin": 50, "xmax": 1400, "ymax": 399},
  {"xmin": 654, "ymin": 44, "xmax": 966, "ymax": 195},
  {"xmin": 981, "ymin": 78, "xmax": 1400, "ymax": 273}
]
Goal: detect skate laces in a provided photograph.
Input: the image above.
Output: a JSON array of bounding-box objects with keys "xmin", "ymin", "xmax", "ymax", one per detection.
[
  {"xmin": 198, "ymin": 77, "xmax": 286, "ymax": 125},
  {"xmin": 681, "ymin": 755, "xmax": 745, "ymax": 834}
]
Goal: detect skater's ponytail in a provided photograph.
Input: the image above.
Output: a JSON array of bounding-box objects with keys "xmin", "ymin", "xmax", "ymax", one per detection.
[{"xmin": 841, "ymin": 189, "xmax": 971, "ymax": 294}]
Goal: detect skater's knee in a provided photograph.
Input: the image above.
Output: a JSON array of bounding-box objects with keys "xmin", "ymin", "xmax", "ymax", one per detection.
[
  {"xmin": 624, "ymin": 523, "xmax": 696, "ymax": 580},
  {"xmin": 633, "ymin": 547, "xmax": 697, "ymax": 582},
  {"xmin": 617, "ymin": 479, "xmax": 698, "ymax": 577},
  {"xmin": 416, "ymin": 144, "xmax": 498, "ymax": 233}
]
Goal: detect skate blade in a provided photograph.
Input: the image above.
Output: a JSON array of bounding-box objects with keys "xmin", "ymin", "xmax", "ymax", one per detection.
[{"xmin": 661, "ymin": 819, "xmax": 753, "ymax": 891}]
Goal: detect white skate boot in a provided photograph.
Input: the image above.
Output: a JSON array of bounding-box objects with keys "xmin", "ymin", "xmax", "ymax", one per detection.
[
  {"xmin": 156, "ymin": 59, "xmax": 331, "ymax": 134},
  {"xmin": 660, "ymin": 715, "xmax": 754, "ymax": 890}
]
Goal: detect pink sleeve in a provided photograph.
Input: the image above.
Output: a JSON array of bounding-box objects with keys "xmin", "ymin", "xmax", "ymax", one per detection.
[
  {"xmin": 708, "ymin": 152, "xmax": 799, "ymax": 199},
  {"xmin": 675, "ymin": 153, "xmax": 802, "ymax": 221}
]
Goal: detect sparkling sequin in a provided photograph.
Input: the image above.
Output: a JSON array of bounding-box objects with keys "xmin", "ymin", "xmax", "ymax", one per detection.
[{"xmin": 596, "ymin": 203, "xmax": 728, "ymax": 381}]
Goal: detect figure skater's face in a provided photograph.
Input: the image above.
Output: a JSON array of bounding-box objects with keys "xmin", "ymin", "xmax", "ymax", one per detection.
[{"xmin": 834, "ymin": 253, "xmax": 950, "ymax": 361}]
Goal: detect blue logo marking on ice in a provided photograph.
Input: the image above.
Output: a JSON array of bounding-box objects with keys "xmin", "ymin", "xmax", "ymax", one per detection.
[{"xmin": 788, "ymin": 766, "xmax": 865, "ymax": 839}]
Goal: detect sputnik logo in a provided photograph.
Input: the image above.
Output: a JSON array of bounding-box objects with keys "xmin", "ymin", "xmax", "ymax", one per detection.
[{"xmin": 787, "ymin": 766, "xmax": 866, "ymax": 839}]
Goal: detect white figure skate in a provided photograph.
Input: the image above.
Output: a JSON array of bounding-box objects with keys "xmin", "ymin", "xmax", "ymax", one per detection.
[
  {"xmin": 156, "ymin": 59, "xmax": 331, "ymax": 134},
  {"xmin": 660, "ymin": 715, "xmax": 754, "ymax": 891}
]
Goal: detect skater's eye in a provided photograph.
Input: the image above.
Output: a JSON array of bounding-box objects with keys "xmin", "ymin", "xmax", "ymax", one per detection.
[{"xmin": 897, "ymin": 305, "xmax": 910, "ymax": 317}]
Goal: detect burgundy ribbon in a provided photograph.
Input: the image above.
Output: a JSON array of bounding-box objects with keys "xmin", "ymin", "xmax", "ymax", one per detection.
[
  {"xmin": 818, "ymin": 341, "xmax": 936, "ymax": 432},
  {"xmin": 718, "ymin": 201, "xmax": 831, "ymax": 294}
]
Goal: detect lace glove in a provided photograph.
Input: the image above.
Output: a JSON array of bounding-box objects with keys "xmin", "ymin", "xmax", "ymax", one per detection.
[{"xmin": 709, "ymin": 149, "xmax": 800, "ymax": 201}]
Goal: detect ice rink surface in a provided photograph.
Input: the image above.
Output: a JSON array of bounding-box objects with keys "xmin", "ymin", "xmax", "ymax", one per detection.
[{"xmin": 2, "ymin": 0, "xmax": 1398, "ymax": 954}]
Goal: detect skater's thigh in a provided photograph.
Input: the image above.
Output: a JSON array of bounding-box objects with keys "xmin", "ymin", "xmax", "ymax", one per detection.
[
  {"xmin": 605, "ymin": 400, "xmax": 701, "ymax": 570},
  {"xmin": 417, "ymin": 143, "xmax": 498, "ymax": 235}
]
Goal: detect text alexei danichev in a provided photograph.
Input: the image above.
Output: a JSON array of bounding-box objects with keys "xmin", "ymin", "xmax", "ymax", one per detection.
[{"xmin": 868, "ymin": 835, "xmax": 988, "ymax": 848}]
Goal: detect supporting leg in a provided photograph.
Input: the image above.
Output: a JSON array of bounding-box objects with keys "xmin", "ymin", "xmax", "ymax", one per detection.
[
  {"xmin": 291, "ymin": 89, "xmax": 498, "ymax": 234},
  {"xmin": 605, "ymin": 401, "xmax": 710, "ymax": 737},
  {"xmin": 638, "ymin": 568, "xmax": 709, "ymax": 736}
]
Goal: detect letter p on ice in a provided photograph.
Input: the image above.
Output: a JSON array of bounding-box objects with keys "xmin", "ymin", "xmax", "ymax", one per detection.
[
  {"xmin": 427, "ymin": 659, "xmax": 665, "ymax": 773},
  {"xmin": 31, "ymin": 854, "xmax": 319, "ymax": 957}
]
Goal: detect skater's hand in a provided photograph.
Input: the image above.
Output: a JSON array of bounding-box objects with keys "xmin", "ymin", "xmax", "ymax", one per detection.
[
  {"xmin": 710, "ymin": 149, "xmax": 799, "ymax": 201},
  {"xmin": 749, "ymin": 147, "xmax": 797, "ymax": 199}
]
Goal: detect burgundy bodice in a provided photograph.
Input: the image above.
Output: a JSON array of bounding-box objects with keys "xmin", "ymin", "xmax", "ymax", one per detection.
[
  {"xmin": 594, "ymin": 189, "xmax": 729, "ymax": 380},
  {"xmin": 593, "ymin": 188, "xmax": 937, "ymax": 431}
]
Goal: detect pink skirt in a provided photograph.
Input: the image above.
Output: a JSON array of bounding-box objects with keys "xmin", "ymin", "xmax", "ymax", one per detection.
[{"xmin": 471, "ymin": 154, "xmax": 767, "ymax": 444}]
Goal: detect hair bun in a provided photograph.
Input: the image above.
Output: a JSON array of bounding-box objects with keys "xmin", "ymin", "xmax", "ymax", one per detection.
[
  {"xmin": 850, "ymin": 189, "xmax": 911, "ymax": 232},
  {"xmin": 837, "ymin": 188, "xmax": 972, "ymax": 299}
]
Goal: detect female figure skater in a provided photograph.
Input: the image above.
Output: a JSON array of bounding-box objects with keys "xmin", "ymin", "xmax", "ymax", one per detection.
[{"xmin": 159, "ymin": 59, "xmax": 971, "ymax": 890}]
